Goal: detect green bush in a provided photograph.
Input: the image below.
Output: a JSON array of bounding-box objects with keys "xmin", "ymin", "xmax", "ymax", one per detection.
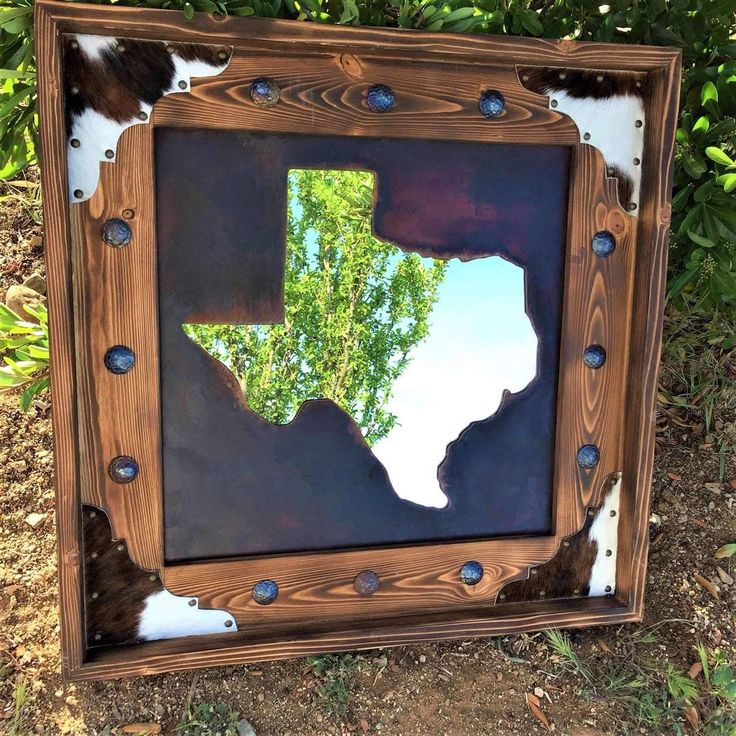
[{"xmin": 1, "ymin": 0, "xmax": 736, "ymax": 309}]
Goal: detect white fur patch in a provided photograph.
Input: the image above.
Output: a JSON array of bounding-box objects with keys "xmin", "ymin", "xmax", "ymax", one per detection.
[
  {"xmin": 74, "ymin": 34, "xmax": 116, "ymax": 61},
  {"xmin": 587, "ymin": 475, "xmax": 621, "ymax": 597},
  {"xmin": 137, "ymin": 589, "xmax": 237, "ymax": 641},
  {"xmin": 67, "ymin": 34, "xmax": 229, "ymax": 203},
  {"xmin": 547, "ymin": 90, "xmax": 644, "ymax": 212}
]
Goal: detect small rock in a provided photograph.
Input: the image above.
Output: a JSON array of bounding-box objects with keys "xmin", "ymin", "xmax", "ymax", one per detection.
[
  {"xmin": 236, "ymin": 719, "xmax": 256, "ymax": 736},
  {"xmin": 5, "ymin": 284, "xmax": 45, "ymax": 322},
  {"xmin": 23, "ymin": 273, "xmax": 47, "ymax": 295},
  {"xmin": 25, "ymin": 512, "xmax": 46, "ymax": 529},
  {"xmin": 419, "ymin": 655, "xmax": 426, "ymax": 664},
  {"xmin": 716, "ymin": 566, "xmax": 734, "ymax": 586},
  {"xmin": 256, "ymin": 692, "xmax": 264, "ymax": 702}
]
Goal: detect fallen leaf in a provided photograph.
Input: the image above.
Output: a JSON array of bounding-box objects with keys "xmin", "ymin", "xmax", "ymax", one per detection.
[
  {"xmin": 694, "ymin": 573, "xmax": 720, "ymax": 600},
  {"xmin": 716, "ymin": 566, "xmax": 734, "ymax": 586},
  {"xmin": 705, "ymin": 482, "xmax": 722, "ymax": 492},
  {"xmin": 122, "ymin": 725, "xmax": 161, "ymax": 735},
  {"xmin": 715, "ymin": 544, "xmax": 736, "ymax": 559},
  {"xmin": 667, "ymin": 472, "xmax": 682, "ymax": 481},
  {"xmin": 359, "ymin": 719, "xmax": 369, "ymax": 734},
  {"xmin": 597, "ymin": 639, "xmax": 612, "ymax": 653},
  {"xmin": 688, "ymin": 662, "xmax": 703, "ymax": 680},
  {"xmin": 526, "ymin": 693, "xmax": 551, "ymax": 731},
  {"xmin": 683, "ymin": 706, "xmax": 699, "ymax": 729}
]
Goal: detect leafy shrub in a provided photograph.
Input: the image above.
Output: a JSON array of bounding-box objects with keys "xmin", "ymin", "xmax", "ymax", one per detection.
[
  {"xmin": 0, "ymin": 300, "xmax": 49, "ymax": 410},
  {"xmin": 1, "ymin": 0, "xmax": 736, "ymax": 308}
]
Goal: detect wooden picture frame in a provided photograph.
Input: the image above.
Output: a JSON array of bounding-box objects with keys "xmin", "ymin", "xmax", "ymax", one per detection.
[{"xmin": 35, "ymin": 0, "xmax": 681, "ymax": 681}]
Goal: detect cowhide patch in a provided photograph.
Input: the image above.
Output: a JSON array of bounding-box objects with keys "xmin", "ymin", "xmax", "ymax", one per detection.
[
  {"xmin": 64, "ymin": 34, "xmax": 230, "ymax": 203},
  {"xmin": 499, "ymin": 473, "xmax": 621, "ymax": 602},
  {"xmin": 519, "ymin": 67, "xmax": 646, "ymax": 213},
  {"xmin": 83, "ymin": 505, "xmax": 236, "ymax": 647}
]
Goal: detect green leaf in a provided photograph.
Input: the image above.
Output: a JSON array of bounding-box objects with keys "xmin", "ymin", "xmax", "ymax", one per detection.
[
  {"xmin": 687, "ymin": 230, "xmax": 716, "ymax": 248},
  {"xmin": 701, "ymin": 81, "xmax": 719, "ymax": 111},
  {"xmin": 691, "ymin": 115, "xmax": 710, "ymax": 137},
  {"xmin": 442, "ymin": 6, "xmax": 475, "ymax": 22},
  {"xmin": 19, "ymin": 376, "xmax": 49, "ymax": 411},
  {"xmin": 715, "ymin": 543, "xmax": 736, "ymax": 558},
  {"xmin": 520, "ymin": 10, "xmax": 543, "ymax": 36},
  {"xmin": 717, "ymin": 173, "xmax": 736, "ymax": 193},
  {"xmin": 183, "ymin": 3, "xmax": 195, "ymax": 19},
  {"xmin": 706, "ymin": 146, "xmax": 735, "ymax": 167}
]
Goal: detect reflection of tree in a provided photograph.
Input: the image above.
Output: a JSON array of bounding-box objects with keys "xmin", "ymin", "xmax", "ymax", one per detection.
[{"xmin": 186, "ymin": 169, "xmax": 446, "ymax": 445}]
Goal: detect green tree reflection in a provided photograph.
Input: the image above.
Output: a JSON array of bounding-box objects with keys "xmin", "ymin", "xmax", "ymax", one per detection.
[{"xmin": 185, "ymin": 169, "xmax": 446, "ymax": 445}]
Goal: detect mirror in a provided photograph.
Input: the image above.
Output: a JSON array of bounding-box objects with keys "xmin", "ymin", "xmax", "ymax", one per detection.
[{"xmin": 186, "ymin": 169, "xmax": 537, "ymax": 509}]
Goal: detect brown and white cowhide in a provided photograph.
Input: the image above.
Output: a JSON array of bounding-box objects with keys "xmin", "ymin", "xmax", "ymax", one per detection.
[
  {"xmin": 64, "ymin": 35, "xmax": 230, "ymax": 203},
  {"xmin": 83, "ymin": 506, "xmax": 236, "ymax": 646},
  {"xmin": 520, "ymin": 68, "xmax": 646, "ymax": 213},
  {"xmin": 500, "ymin": 473, "xmax": 621, "ymax": 602}
]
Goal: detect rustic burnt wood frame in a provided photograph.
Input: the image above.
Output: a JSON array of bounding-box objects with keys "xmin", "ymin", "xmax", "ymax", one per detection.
[{"xmin": 35, "ymin": 0, "xmax": 681, "ymax": 681}]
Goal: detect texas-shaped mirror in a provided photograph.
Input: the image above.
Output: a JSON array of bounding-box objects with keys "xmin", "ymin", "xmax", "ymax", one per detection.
[{"xmin": 155, "ymin": 131, "xmax": 569, "ymax": 561}]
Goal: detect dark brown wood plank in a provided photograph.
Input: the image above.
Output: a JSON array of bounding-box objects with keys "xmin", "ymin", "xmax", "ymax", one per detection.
[
  {"xmin": 35, "ymin": 1, "xmax": 86, "ymax": 681},
  {"xmin": 554, "ymin": 144, "xmax": 637, "ymax": 539},
  {"xmin": 75, "ymin": 597, "xmax": 636, "ymax": 681},
  {"xmin": 615, "ymin": 58, "xmax": 682, "ymax": 612},
  {"xmin": 36, "ymin": 0, "xmax": 680, "ymax": 73},
  {"xmin": 154, "ymin": 52, "xmax": 579, "ymax": 145},
  {"xmin": 69, "ymin": 124, "xmax": 163, "ymax": 572}
]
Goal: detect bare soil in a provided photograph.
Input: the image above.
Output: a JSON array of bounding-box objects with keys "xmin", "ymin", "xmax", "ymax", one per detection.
[{"xmin": 1, "ymin": 178, "xmax": 735, "ymax": 735}]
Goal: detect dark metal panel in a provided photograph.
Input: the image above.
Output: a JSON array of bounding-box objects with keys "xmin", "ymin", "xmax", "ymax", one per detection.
[{"xmin": 154, "ymin": 129, "xmax": 570, "ymax": 561}]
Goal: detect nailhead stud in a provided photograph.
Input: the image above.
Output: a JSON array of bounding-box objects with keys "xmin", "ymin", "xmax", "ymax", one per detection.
[
  {"xmin": 354, "ymin": 570, "xmax": 380, "ymax": 597},
  {"xmin": 591, "ymin": 230, "xmax": 616, "ymax": 257},
  {"xmin": 460, "ymin": 561, "xmax": 484, "ymax": 586},
  {"xmin": 250, "ymin": 78, "xmax": 280, "ymax": 108},
  {"xmin": 577, "ymin": 444, "xmax": 600, "ymax": 469},
  {"xmin": 479, "ymin": 89, "xmax": 505, "ymax": 118},
  {"xmin": 108, "ymin": 456, "xmax": 138, "ymax": 484},
  {"xmin": 104, "ymin": 345, "xmax": 135, "ymax": 375},
  {"xmin": 253, "ymin": 579, "xmax": 279, "ymax": 605},
  {"xmin": 101, "ymin": 218, "xmax": 132, "ymax": 248},
  {"xmin": 583, "ymin": 344, "xmax": 607, "ymax": 369},
  {"xmin": 367, "ymin": 84, "xmax": 395, "ymax": 113}
]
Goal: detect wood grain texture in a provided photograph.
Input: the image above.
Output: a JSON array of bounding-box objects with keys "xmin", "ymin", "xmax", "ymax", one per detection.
[
  {"xmin": 553, "ymin": 144, "xmax": 636, "ymax": 538},
  {"xmin": 154, "ymin": 52, "xmax": 579, "ymax": 145},
  {"xmin": 615, "ymin": 59, "xmax": 682, "ymax": 612},
  {"xmin": 35, "ymin": 0, "xmax": 87, "ymax": 682},
  {"xmin": 36, "ymin": 0, "xmax": 679, "ymax": 73},
  {"xmin": 34, "ymin": 0, "xmax": 681, "ymax": 681},
  {"xmin": 164, "ymin": 536, "xmax": 559, "ymax": 628},
  {"xmin": 69, "ymin": 123, "xmax": 162, "ymax": 572},
  {"xmin": 75, "ymin": 597, "xmax": 636, "ymax": 681}
]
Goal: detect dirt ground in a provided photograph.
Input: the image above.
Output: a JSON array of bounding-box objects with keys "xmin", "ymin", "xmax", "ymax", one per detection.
[{"xmin": 1, "ymin": 176, "xmax": 735, "ymax": 735}]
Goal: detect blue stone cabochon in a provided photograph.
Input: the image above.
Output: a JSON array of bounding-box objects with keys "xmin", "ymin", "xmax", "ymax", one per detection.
[
  {"xmin": 583, "ymin": 344, "xmax": 607, "ymax": 369},
  {"xmin": 354, "ymin": 570, "xmax": 380, "ymax": 596},
  {"xmin": 459, "ymin": 560, "xmax": 484, "ymax": 585},
  {"xmin": 250, "ymin": 78, "xmax": 280, "ymax": 107},
  {"xmin": 479, "ymin": 90, "xmax": 505, "ymax": 118},
  {"xmin": 108, "ymin": 455, "xmax": 139, "ymax": 484},
  {"xmin": 591, "ymin": 230, "xmax": 616, "ymax": 257},
  {"xmin": 100, "ymin": 218, "xmax": 132, "ymax": 248},
  {"xmin": 252, "ymin": 579, "xmax": 279, "ymax": 605},
  {"xmin": 577, "ymin": 444, "xmax": 600, "ymax": 469},
  {"xmin": 104, "ymin": 345, "xmax": 136, "ymax": 374},
  {"xmin": 366, "ymin": 84, "xmax": 395, "ymax": 113}
]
